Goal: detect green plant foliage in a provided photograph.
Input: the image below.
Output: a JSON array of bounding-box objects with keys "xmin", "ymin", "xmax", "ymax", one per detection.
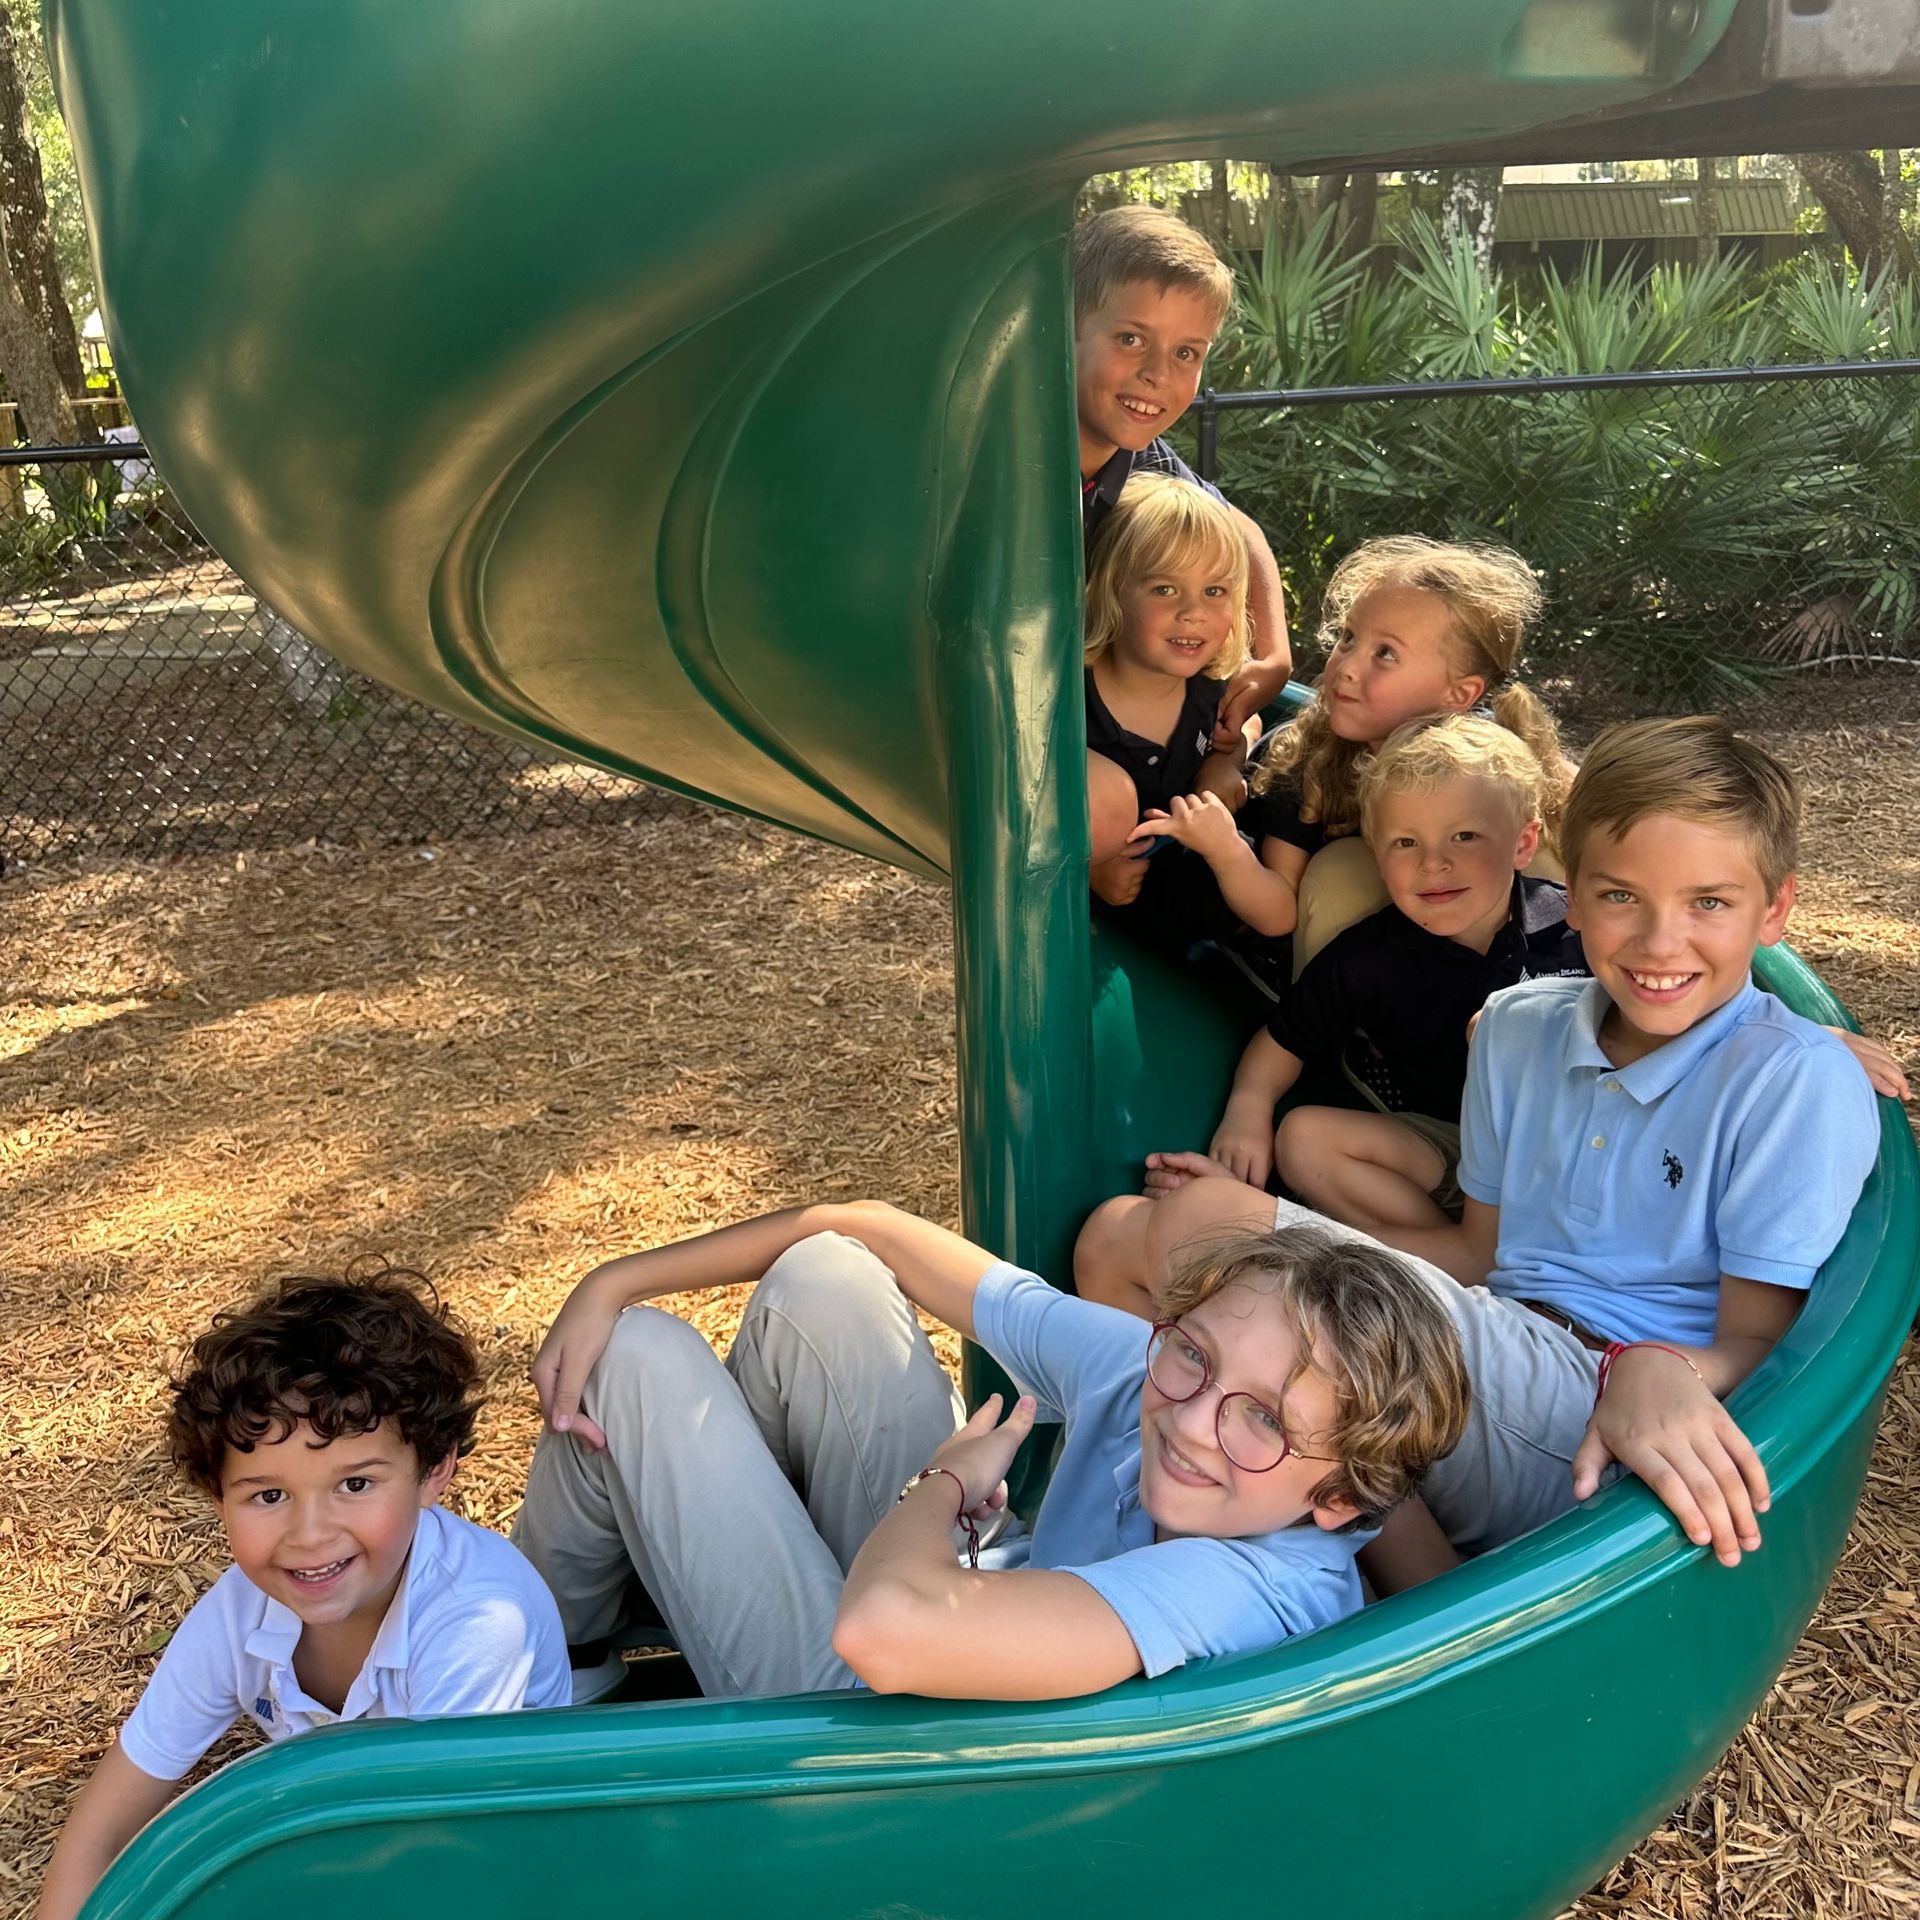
[{"xmin": 1196, "ymin": 219, "xmax": 1920, "ymax": 700}]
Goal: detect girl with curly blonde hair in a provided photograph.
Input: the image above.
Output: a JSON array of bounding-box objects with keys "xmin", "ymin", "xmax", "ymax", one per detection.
[{"xmin": 1181, "ymin": 535, "xmax": 1573, "ymax": 969}]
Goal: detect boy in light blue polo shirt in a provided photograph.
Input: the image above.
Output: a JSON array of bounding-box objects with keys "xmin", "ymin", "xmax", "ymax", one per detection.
[
  {"xmin": 1372, "ymin": 715, "xmax": 1883, "ymax": 1574},
  {"xmin": 517, "ymin": 1208, "xmax": 1468, "ymax": 1703}
]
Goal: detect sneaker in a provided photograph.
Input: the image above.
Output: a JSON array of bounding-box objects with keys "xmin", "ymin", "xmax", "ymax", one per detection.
[
  {"xmin": 567, "ymin": 1621, "xmax": 682, "ymax": 1705},
  {"xmin": 569, "ymin": 1645, "xmax": 629, "ymax": 1706}
]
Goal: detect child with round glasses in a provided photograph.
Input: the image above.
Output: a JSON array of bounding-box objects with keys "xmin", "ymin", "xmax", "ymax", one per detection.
[{"xmin": 515, "ymin": 1204, "xmax": 1467, "ymax": 1700}]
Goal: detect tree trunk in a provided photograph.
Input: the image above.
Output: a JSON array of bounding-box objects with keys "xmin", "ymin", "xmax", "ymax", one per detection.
[
  {"xmin": 1440, "ymin": 166, "xmax": 1502, "ymax": 273},
  {"xmin": 0, "ymin": 0, "xmax": 91, "ymax": 432},
  {"xmin": 1795, "ymin": 150, "xmax": 1917, "ymax": 284},
  {"xmin": 0, "ymin": 226, "xmax": 73, "ymax": 444},
  {"xmin": 1884, "ymin": 148, "xmax": 1912, "ymax": 226},
  {"xmin": 1341, "ymin": 169, "xmax": 1381, "ymax": 259},
  {"xmin": 1264, "ymin": 170, "xmax": 1302, "ymax": 251},
  {"xmin": 1694, "ymin": 156, "xmax": 1721, "ymax": 266},
  {"xmin": 1312, "ymin": 172, "xmax": 1348, "ymax": 226},
  {"xmin": 1206, "ymin": 158, "xmax": 1234, "ymax": 250}
]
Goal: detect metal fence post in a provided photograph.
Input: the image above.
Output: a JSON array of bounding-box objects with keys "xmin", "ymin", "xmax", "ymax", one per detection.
[{"xmin": 1195, "ymin": 389, "xmax": 1218, "ymax": 484}]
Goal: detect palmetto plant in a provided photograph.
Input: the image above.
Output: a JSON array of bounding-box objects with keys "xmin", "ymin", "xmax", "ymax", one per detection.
[{"xmin": 1196, "ymin": 218, "xmax": 1920, "ymax": 700}]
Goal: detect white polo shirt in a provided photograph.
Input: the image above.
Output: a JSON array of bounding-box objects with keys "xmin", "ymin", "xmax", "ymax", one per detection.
[{"xmin": 119, "ymin": 1505, "xmax": 570, "ymax": 1781}]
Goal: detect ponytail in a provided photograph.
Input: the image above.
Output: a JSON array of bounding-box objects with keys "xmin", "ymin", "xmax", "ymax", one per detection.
[{"xmin": 1489, "ymin": 681, "xmax": 1573, "ymax": 844}]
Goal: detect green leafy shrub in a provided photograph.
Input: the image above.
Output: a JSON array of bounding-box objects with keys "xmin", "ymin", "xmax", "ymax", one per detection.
[{"xmin": 1199, "ymin": 217, "xmax": 1920, "ymax": 701}]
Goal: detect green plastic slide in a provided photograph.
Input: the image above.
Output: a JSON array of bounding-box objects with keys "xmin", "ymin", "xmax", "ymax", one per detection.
[{"xmin": 48, "ymin": 0, "xmax": 1918, "ymax": 1913}]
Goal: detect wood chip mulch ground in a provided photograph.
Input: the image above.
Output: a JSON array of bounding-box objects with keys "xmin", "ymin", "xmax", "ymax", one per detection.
[{"xmin": 1, "ymin": 673, "xmax": 1915, "ymax": 1918}]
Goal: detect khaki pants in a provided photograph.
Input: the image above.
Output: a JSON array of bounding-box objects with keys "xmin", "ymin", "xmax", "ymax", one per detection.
[{"xmin": 513, "ymin": 1232, "xmax": 964, "ymax": 1698}]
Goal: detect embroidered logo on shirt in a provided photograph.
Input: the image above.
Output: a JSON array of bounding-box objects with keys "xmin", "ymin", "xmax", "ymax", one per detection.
[
  {"xmin": 1662, "ymin": 1150, "xmax": 1685, "ymax": 1189},
  {"xmin": 253, "ymin": 1696, "xmax": 275, "ymax": 1722}
]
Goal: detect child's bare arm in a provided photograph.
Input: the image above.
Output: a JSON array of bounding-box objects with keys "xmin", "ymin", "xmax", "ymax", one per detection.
[
  {"xmin": 1242, "ymin": 834, "xmax": 1310, "ymax": 937},
  {"xmin": 533, "ymin": 1203, "xmax": 997, "ymax": 1448},
  {"xmin": 833, "ymin": 1394, "xmax": 1141, "ymax": 1699},
  {"xmin": 1191, "ymin": 740, "xmax": 1251, "ymax": 813},
  {"xmin": 1209, "ymin": 1030, "xmax": 1303, "ymax": 1188},
  {"xmin": 1357, "ymin": 1496, "xmax": 1461, "ymax": 1598},
  {"xmin": 1215, "ymin": 512, "xmax": 1292, "ymax": 740},
  {"xmin": 1374, "ymin": 1196, "xmax": 1500, "ymax": 1287},
  {"xmin": 35, "ymin": 1742, "xmax": 177, "ymax": 1920},
  {"xmin": 1126, "ymin": 807, "xmax": 1306, "ymax": 937},
  {"xmin": 1571, "ymin": 1274, "xmax": 1801, "ymax": 1569},
  {"xmin": 1824, "ymin": 1025, "xmax": 1910, "ymax": 1099}
]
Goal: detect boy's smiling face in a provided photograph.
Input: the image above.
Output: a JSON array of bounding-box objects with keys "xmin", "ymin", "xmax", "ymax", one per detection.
[
  {"xmin": 1566, "ymin": 812, "xmax": 1795, "ymax": 1065},
  {"xmin": 1116, "ymin": 552, "xmax": 1239, "ymax": 681},
  {"xmin": 1074, "ymin": 279, "xmax": 1219, "ymax": 476},
  {"xmin": 1138, "ymin": 1282, "xmax": 1357, "ymax": 1541},
  {"xmin": 1370, "ymin": 772, "xmax": 1539, "ymax": 953},
  {"xmin": 217, "ymin": 1418, "xmax": 454, "ymax": 1643}
]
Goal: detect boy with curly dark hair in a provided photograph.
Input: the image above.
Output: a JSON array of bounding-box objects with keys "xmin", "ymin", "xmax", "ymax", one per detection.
[{"xmin": 35, "ymin": 1270, "xmax": 569, "ymax": 1920}]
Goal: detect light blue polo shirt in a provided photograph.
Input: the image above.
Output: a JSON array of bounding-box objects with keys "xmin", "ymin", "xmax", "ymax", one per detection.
[
  {"xmin": 1459, "ymin": 976, "xmax": 1879, "ymax": 1346},
  {"xmin": 971, "ymin": 1263, "xmax": 1364, "ymax": 1680}
]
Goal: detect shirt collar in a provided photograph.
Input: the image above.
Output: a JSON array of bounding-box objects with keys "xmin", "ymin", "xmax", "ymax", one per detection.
[
  {"xmin": 1516, "ymin": 874, "xmax": 1568, "ymax": 937},
  {"xmin": 365, "ymin": 1506, "xmax": 440, "ymax": 1673},
  {"xmin": 1083, "ymin": 445, "xmax": 1133, "ymax": 511},
  {"xmin": 244, "ymin": 1596, "xmax": 304, "ymax": 1670},
  {"xmin": 239, "ymin": 1508, "xmax": 435, "ymax": 1680},
  {"xmin": 1562, "ymin": 975, "xmax": 1763, "ymax": 1100}
]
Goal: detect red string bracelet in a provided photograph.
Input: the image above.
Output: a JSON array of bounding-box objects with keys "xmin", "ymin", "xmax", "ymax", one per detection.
[
  {"xmin": 1595, "ymin": 1339, "xmax": 1708, "ymax": 1408},
  {"xmin": 899, "ymin": 1466, "xmax": 980, "ymax": 1569}
]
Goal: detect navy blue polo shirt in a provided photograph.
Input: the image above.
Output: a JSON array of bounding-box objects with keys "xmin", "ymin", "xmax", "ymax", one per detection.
[
  {"xmin": 1266, "ymin": 876, "xmax": 1588, "ymax": 1121},
  {"xmin": 1084, "ymin": 666, "xmax": 1227, "ymax": 814},
  {"xmin": 1239, "ymin": 749, "xmax": 1330, "ymax": 858},
  {"xmin": 1081, "ymin": 437, "xmax": 1225, "ymax": 570}
]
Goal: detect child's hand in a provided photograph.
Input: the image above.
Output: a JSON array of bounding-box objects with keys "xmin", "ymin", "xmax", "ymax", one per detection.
[
  {"xmin": 925, "ymin": 1392, "xmax": 1037, "ymax": 1517},
  {"xmin": 1208, "ymin": 1115, "xmax": 1273, "ymax": 1189},
  {"xmin": 1128, "ymin": 792, "xmax": 1242, "ymax": 863},
  {"xmin": 1142, "ymin": 1149, "xmax": 1239, "ymax": 1196},
  {"xmin": 1572, "ymin": 1348, "xmax": 1767, "ymax": 1567},
  {"xmin": 1826, "ymin": 1026, "xmax": 1911, "ymax": 1100},
  {"xmin": 1090, "ymin": 849, "xmax": 1149, "ymax": 907},
  {"xmin": 529, "ymin": 1267, "xmax": 631, "ymax": 1452},
  {"xmin": 1217, "ymin": 656, "xmax": 1292, "ymax": 740}
]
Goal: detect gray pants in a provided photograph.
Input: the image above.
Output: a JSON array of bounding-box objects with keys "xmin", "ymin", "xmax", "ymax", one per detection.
[
  {"xmin": 514, "ymin": 1232, "xmax": 964, "ymax": 1698},
  {"xmin": 1269, "ymin": 1198, "xmax": 1607, "ymax": 1555}
]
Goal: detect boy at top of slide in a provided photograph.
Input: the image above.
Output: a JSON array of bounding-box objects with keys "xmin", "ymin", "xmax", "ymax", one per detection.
[{"xmin": 1073, "ymin": 206, "xmax": 1291, "ymax": 741}]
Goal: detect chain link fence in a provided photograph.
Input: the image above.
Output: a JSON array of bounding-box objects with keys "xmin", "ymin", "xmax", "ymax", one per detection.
[
  {"xmin": 1191, "ymin": 360, "xmax": 1920, "ymax": 707},
  {"xmin": 7, "ymin": 364, "xmax": 1918, "ymax": 865},
  {"xmin": 1, "ymin": 442, "xmax": 679, "ymax": 867}
]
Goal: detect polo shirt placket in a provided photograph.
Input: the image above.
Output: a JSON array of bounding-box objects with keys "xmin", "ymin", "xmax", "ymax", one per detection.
[{"xmin": 1081, "ymin": 438, "xmax": 1225, "ymax": 566}]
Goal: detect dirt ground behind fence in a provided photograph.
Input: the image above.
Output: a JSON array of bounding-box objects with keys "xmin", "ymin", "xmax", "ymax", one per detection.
[{"xmin": 2, "ymin": 675, "xmax": 1916, "ymax": 1917}]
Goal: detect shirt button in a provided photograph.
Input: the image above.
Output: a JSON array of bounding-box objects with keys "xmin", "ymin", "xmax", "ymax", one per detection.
[
  {"xmin": 1146, "ymin": 754, "xmax": 1159, "ymax": 765},
  {"xmin": 1591, "ymin": 1135, "xmax": 1605, "ymax": 1149}
]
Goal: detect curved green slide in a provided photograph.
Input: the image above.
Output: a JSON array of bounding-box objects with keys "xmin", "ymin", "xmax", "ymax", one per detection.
[{"xmin": 49, "ymin": 2, "xmax": 1918, "ymax": 1914}]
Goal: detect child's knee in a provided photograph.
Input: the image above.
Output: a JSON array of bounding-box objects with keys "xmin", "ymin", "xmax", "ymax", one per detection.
[
  {"xmin": 1294, "ymin": 838, "xmax": 1388, "ymax": 975},
  {"xmin": 1272, "ymin": 1107, "xmax": 1331, "ymax": 1188},
  {"xmin": 1087, "ymin": 755, "xmax": 1140, "ymax": 861},
  {"xmin": 747, "ymin": 1228, "xmax": 901, "ymax": 1343},
  {"xmin": 1074, "ymin": 1196, "xmax": 1147, "ymax": 1306},
  {"xmin": 597, "ymin": 1303, "xmax": 712, "ymax": 1396}
]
